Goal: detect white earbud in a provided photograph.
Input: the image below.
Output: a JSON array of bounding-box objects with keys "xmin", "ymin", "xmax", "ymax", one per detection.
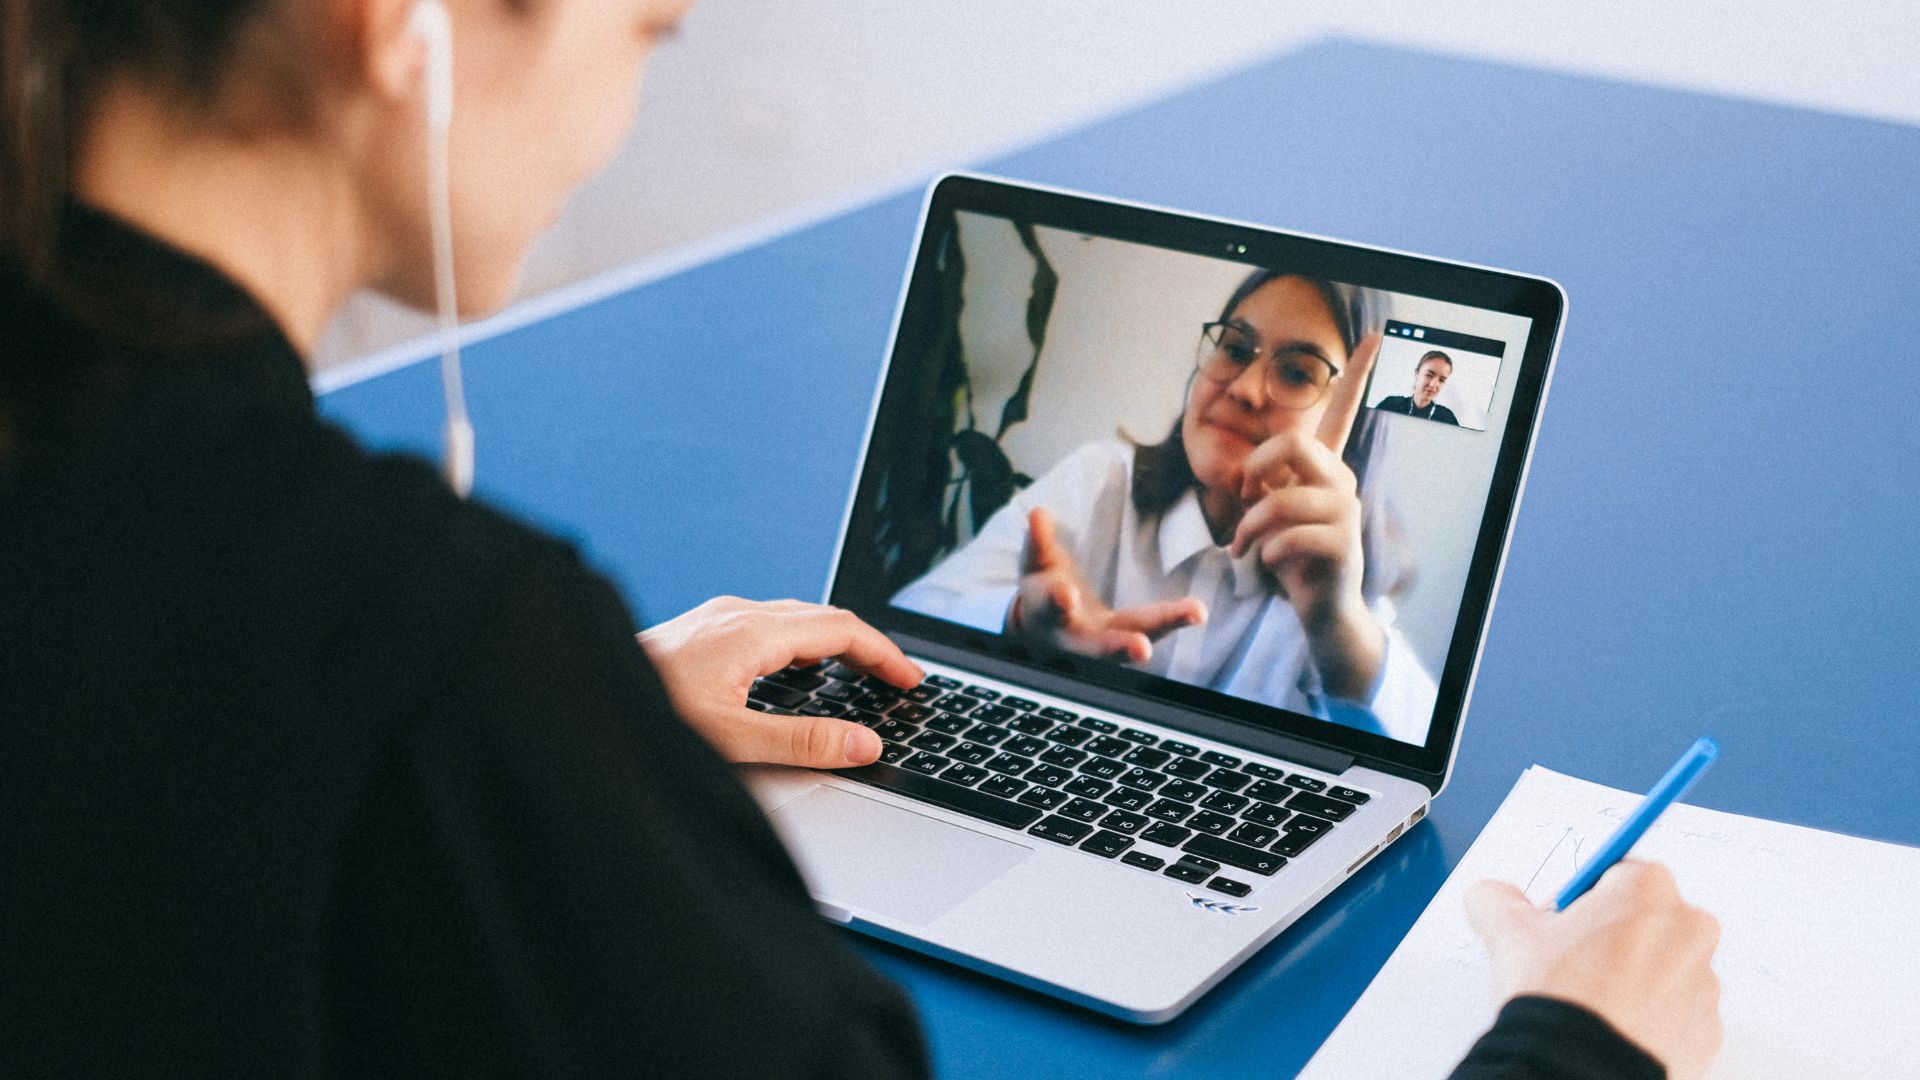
[{"xmin": 409, "ymin": 0, "xmax": 472, "ymax": 497}]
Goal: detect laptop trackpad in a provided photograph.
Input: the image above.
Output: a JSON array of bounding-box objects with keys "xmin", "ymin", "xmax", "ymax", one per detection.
[{"xmin": 771, "ymin": 785, "xmax": 1031, "ymax": 927}]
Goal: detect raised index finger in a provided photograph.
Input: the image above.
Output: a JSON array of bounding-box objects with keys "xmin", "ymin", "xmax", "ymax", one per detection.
[
  {"xmin": 1021, "ymin": 507, "xmax": 1069, "ymax": 574},
  {"xmin": 1316, "ymin": 330, "xmax": 1381, "ymax": 455}
]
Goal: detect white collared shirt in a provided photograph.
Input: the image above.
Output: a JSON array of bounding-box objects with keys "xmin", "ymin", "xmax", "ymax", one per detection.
[{"xmin": 892, "ymin": 440, "xmax": 1437, "ymax": 743}]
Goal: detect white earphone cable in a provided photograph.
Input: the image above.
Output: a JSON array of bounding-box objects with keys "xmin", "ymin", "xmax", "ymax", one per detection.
[{"xmin": 412, "ymin": 0, "xmax": 473, "ymax": 497}]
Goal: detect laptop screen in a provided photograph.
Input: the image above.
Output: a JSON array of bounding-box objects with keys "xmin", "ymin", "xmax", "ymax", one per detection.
[{"xmin": 833, "ymin": 177, "xmax": 1560, "ymax": 777}]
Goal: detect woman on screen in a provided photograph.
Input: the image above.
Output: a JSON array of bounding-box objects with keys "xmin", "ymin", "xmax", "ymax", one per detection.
[{"xmin": 894, "ymin": 268, "xmax": 1437, "ymax": 743}]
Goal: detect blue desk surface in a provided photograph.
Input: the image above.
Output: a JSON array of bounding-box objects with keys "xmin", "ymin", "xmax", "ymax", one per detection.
[{"xmin": 323, "ymin": 39, "xmax": 1920, "ymax": 1078}]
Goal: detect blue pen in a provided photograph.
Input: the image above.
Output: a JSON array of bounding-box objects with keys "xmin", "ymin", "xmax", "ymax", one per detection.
[{"xmin": 1553, "ymin": 736, "xmax": 1720, "ymax": 910}]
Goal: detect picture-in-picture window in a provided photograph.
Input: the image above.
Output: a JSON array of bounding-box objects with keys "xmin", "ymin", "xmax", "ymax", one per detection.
[{"xmin": 1367, "ymin": 320, "xmax": 1506, "ymax": 431}]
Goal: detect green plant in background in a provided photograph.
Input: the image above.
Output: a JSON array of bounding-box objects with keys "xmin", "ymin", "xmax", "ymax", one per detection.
[{"xmin": 872, "ymin": 215, "xmax": 1057, "ymax": 594}]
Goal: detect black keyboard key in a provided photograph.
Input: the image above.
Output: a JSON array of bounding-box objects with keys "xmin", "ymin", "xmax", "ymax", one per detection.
[
  {"xmin": 925, "ymin": 712, "xmax": 972, "ymax": 735},
  {"xmin": 1272, "ymin": 830, "xmax": 1324, "ymax": 857},
  {"xmin": 890, "ymin": 703, "xmax": 935, "ymax": 724},
  {"xmin": 838, "ymin": 761, "xmax": 1044, "ymax": 831},
  {"xmin": 963, "ymin": 685, "xmax": 1001, "ymax": 701},
  {"xmin": 1284, "ymin": 814, "xmax": 1333, "ymax": 837},
  {"xmin": 1025, "ymin": 764, "xmax": 1073, "ymax": 788},
  {"xmin": 814, "ymin": 679, "xmax": 862, "ymax": 703},
  {"xmin": 1086, "ymin": 735, "xmax": 1132, "ymax": 758},
  {"xmin": 1117, "ymin": 767, "xmax": 1168, "ymax": 792},
  {"xmin": 984, "ymin": 753, "xmax": 1034, "ymax": 777},
  {"xmin": 947, "ymin": 741, "xmax": 994, "ymax": 765},
  {"xmin": 1176, "ymin": 854, "xmax": 1220, "ymax": 873},
  {"xmin": 977, "ymin": 774, "xmax": 1027, "ymax": 799},
  {"xmin": 971, "ymin": 703, "xmax": 1017, "ymax": 725},
  {"xmin": 822, "ymin": 661, "xmax": 867, "ymax": 683},
  {"xmin": 1099, "ymin": 810, "xmax": 1149, "ymax": 834},
  {"xmin": 1163, "ymin": 862, "xmax": 1210, "ymax": 884},
  {"xmin": 1076, "ymin": 716, "xmax": 1119, "ymax": 733},
  {"xmin": 1122, "ymin": 745, "xmax": 1172, "ymax": 769},
  {"xmin": 909, "ymin": 731, "xmax": 956, "ymax": 752},
  {"xmin": 1241, "ymin": 802, "xmax": 1289, "ymax": 828},
  {"xmin": 1206, "ymin": 769, "xmax": 1252, "ymax": 793},
  {"xmin": 1119, "ymin": 728, "xmax": 1159, "ymax": 745},
  {"xmin": 1243, "ymin": 762, "xmax": 1285, "ymax": 781},
  {"xmin": 748, "ymin": 681, "xmax": 810, "ymax": 709},
  {"xmin": 1200, "ymin": 750, "xmax": 1243, "ymax": 768},
  {"xmin": 765, "ymin": 668, "xmax": 828, "ymax": 692},
  {"xmin": 1227, "ymin": 822, "xmax": 1279, "ymax": 847},
  {"xmin": 1079, "ymin": 757, "xmax": 1126, "ymax": 780},
  {"xmin": 941, "ymin": 762, "xmax": 989, "ymax": 786},
  {"xmin": 925, "ymin": 675, "xmax": 963, "ymax": 689},
  {"xmin": 1161, "ymin": 740, "xmax": 1199, "ymax": 757},
  {"xmin": 935, "ymin": 693, "xmax": 982, "ymax": 714},
  {"xmin": 1286, "ymin": 792, "xmax": 1355, "ymax": 821},
  {"xmin": 1064, "ymin": 776, "xmax": 1112, "ymax": 799},
  {"xmin": 1188, "ymin": 811, "xmax": 1236, "ymax": 835},
  {"xmin": 1060, "ymin": 798, "xmax": 1107, "ymax": 823},
  {"xmin": 879, "ymin": 741, "xmax": 910, "ymax": 764},
  {"xmin": 1045, "ymin": 724, "xmax": 1092, "ymax": 746},
  {"xmin": 852, "ymin": 691, "xmax": 900, "ymax": 713},
  {"xmin": 875, "ymin": 719, "xmax": 918, "ymax": 742},
  {"xmin": 1122, "ymin": 851, "xmax": 1166, "ymax": 871},
  {"xmin": 1029, "ymin": 816, "xmax": 1093, "ymax": 845},
  {"xmin": 1039, "ymin": 745, "xmax": 1088, "ymax": 768},
  {"xmin": 1140, "ymin": 823, "xmax": 1192, "ymax": 847},
  {"xmin": 845, "ymin": 709, "xmax": 887, "ymax": 728},
  {"xmin": 1246, "ymin": 780, "xmax": 1292, "ymax": 803},
  {"xmin": 1101, "ymin": 787, "xmax": 1152, "ymax": 811},
  {"xmin": 1208, "ymin": 877, "xmax": 1252, "ymax": 898},
  {"xmin": 1008, "ymin": 713, "xmax": 1054, "ymax": 735},
  {"xmin": 1004, "ymin": 735, "xmax": 1048, "ymax": 758},
  {"xmin": 1038, "ymin": 706, "xmax": 1078, "ymax": 722},
  {"xmin": 1165, "ymin": 757, "xmax": 1213, "ymax": 781},
  {"xmin": 1002, "ymin": 695, "xmax": 1040, "ymax": 712},
  {"xmin": 903, "ymin": 684, "xmax": 943, "ymax": 704},
  {"xmin": 1328, "ymin": 786, "xmax": 1372, "ymax": 805},
  {"xmin": 1200, "ymin": 790, "xmax": 1249, "ymax": 814},
  {"xmin": 904, "ymin": 752, "xmax": 947, "ymax": 776},
  {"xmin": 1184, "ymin": 834, "xmax": 1287, "ymax": 876},
  {"xmin": 968, "ymin": 723, "xmax": 1011, "ymax": 746},
  {"xmin": 1144, "ymin": 799, "xmax": 1194, "ymax": 823},
  {"xmin": 1284, "ymin": 774, "xmax": 1329, "ymax": 793},
  {"xmin": 1081, "ymin": 830, "xmax": 1134, "ymax": 859},
  {"xmin": 1017, "ymin": 787, "xmax": 1069, "ymax": 811},
  {"xmin": 1161, "ymin": 780, "xmax": 1207, "ymax": 803},
  {"xmin": 797, "ymin": 699, "xmax": 849, "ymax": 718},
  {"xmin": 743, "ymin": 699, "xmax": 774, "ymax": 713}
]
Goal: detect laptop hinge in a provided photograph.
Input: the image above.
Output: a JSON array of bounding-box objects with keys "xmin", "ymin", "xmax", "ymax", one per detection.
[{"xmin": 896, "ymin": 634, "xmax": 1358, "ymax": 776}]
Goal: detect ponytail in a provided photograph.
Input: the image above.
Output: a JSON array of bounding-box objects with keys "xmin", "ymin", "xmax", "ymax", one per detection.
[{"xmin": 1, "ymin": 0, "xmax": 72, "ymax": 283}]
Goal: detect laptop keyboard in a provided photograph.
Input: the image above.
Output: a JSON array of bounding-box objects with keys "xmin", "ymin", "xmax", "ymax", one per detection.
[{"xmin": 747, "ymin": 661, "xmax": 1375, "ymax": 898}]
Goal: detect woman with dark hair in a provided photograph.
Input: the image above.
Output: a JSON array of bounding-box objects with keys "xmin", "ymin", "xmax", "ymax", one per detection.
[
  {"xmin": 895, "ymin": 268, "xmax": 1439, "ymax": 742},
  {"xmin": 2, "ymin": 3, "xmax": 1720, "ymax": 1079}
]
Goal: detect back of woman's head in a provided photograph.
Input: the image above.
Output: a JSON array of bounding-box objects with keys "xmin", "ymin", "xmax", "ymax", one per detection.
[{"xmin": 1, "ymin": 2, "xmax": 294, "ymax": 284}]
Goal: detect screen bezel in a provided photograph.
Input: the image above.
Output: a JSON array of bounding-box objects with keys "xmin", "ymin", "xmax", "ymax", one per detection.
[{"xmin": 827, "ymin": 174, "xmax": 1563, "ymax": 789}]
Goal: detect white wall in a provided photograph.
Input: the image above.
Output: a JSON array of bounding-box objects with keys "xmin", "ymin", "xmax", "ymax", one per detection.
[{"xmin": 312, "ymin": 0, "xmax": 1920, "ymax": 375}]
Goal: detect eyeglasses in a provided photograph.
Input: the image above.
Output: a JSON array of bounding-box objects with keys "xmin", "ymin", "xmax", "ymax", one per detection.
[{"xmin": 1194, "ymin": 321, "xmax": 1341, "ymax": 410}]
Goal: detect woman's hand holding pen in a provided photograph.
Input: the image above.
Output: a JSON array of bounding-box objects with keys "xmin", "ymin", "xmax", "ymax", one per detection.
[
  {"xmin": 1229, "ymin": 331, "xmax": 1383, "ymax": 698},
  {"xmin": 639, "ymin": 597, "xmax": 925, "ymax": 769},
  {"xmin": 1011, "ymin": 507, "xmax": 1207, "ymax": 664},
  {"xmin": 1467, "ymin": 861, "xmax": 1724, "ymax": 1080}
]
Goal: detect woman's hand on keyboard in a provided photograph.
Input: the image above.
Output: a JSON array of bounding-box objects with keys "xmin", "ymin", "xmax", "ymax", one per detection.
[{"xmin": 638, "ymin": 596, "xmax": 924, "ymax": 769}]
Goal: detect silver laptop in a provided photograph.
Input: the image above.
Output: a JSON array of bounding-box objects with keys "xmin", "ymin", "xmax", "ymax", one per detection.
[{"xmin": 743, "ymin": 174, "xmax": 1564, "ymax": 1022}]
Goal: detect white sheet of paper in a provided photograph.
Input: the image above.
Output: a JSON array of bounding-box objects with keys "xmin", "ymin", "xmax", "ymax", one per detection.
[{"xmin": 1300, "ymin": 765, "xmax": 1920, "ymax": 1078}]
